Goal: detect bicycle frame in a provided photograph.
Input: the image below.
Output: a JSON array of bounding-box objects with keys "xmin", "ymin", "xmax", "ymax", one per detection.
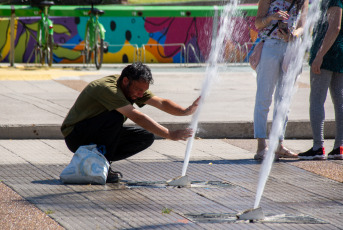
[
  {"xmin": 37, "ymin": 6, "xmax": 53, "ymax": 48},
  {"xmin": 35, "ymin": 3, "xmax": 54, "ymax": 67},
  {"xmin": 84, "ymin": 6, "xmax": 105, "ymax": 69},
  {"xmin": 85, "ymin": 13, "xmax": 105, "ymax": 50}
]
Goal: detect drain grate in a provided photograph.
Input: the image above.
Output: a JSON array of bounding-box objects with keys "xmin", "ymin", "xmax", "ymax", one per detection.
[
  {"xmin": 261, "ymin": 214, "xmax": 327, "ymax": 224},
  {"xmin": 124, "ymin": 181, "xmax": 167, "ymax": 188},
  {"xmin": 182, "ymin": 212, "xmax": 328, "ymax": 224},
  {"xmin": 191, "ymin": 180, "xmax": 235, "ymax": 188},
  {"xmin": 183, "ymin": 213, "xmax": 237, "ymax": 223},
  {"xmin": 123, "ymin": 180, "xmax": 235, "ymax": 188}
]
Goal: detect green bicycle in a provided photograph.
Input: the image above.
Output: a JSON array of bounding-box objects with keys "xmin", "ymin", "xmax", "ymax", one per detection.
[
  {"xmin": 33, "ymin": 0, "xmax": 55, "ymax": 67},
  {"xmin": 84, "ymin": 0, "xmax": 106, "ymax": 70}
]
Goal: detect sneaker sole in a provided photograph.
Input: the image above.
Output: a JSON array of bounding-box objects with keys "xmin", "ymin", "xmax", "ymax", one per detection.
[
  {"xmin": 328, "ymin": 155, "xmax": 343, "ymax": 160},
  {"xmin": 278, "ymin": 155, "xmax": 299, "ymax": 159},
  {"xmin": 298, "ymin": 155, "xmax": 326, "ymax": 160}
]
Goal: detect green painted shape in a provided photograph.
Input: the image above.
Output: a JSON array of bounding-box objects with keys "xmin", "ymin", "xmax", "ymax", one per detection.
[
  {"xmin": 54, "ymin": 23, "xmax": 70, "ymax": 35},
  {"xmin": 0, "ymin": 5, "xmax": 13, "ymax": 16},
  {"xmin": 50, "ymin": 5, "xmax": 90, "ymax": 17},
  {"xmin": 54, "ymin": 46, "xmax": 81, "ymax": 60},
  {"xmin": 10, "ymin": 5, "xmax": 41, "ymax": 17},
  {"xmin": 0, "ymin": 5, "xmax": 258, "ymax": 17},
  {"xmin": 14, "ymin": 30, "xmax": 29, "ymax": 62},
  {"xmin": 25, "ymin": 21, "xmax": 39, "ymax": 32}
]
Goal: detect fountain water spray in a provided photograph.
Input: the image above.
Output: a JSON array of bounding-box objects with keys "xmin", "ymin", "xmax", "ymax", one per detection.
[
  {"xmin": 253, "ymin": 0, "xmax": 322, "ymax": 209},
  {"xmin": 181, "ymin": 0, "xmax": 240, "ymax": 177},
  {"xmin": 168, "ymin": 0, "xmax": 242, "ymax": 186}
]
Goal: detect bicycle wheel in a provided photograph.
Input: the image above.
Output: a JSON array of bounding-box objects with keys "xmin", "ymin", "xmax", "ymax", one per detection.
[
  {"xmin": 84, "ymin": 25, "xmax": 92, "ymax": 64},
  {"xmin": 41, "ymin": 28, "xmax": 49, "ymax": 66},
  {"xmin": 37, "ymin": 47, "xmax": 44, "ymax": 65},
  {"xmin": 37, "ymin": 25, "xmax": 44, "ymax": 65},
  {"xmin": 94, "ymin": 27, "xmax": 103, "ymax": 70},
  {"xmin": 46, "ymin": 34, "xmax": 53, "ymax": 67}
]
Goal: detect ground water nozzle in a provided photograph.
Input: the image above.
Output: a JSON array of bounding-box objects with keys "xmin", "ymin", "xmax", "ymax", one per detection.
[
  {"xmin": 236, "ymin": 207, "xmax": 265, "ymax": 222},
  {"xmin": 166, "ymin": 175, "xmax": 191, "ymax": 187}
]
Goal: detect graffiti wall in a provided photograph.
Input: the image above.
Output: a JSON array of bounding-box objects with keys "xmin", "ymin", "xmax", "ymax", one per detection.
[{"xmin": 0, "ymin": 14, "xmax": 258, "ymax": 64}]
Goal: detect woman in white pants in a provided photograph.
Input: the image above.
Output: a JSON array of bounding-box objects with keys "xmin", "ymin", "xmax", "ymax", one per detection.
[{"xmin": 253, "ymin": 0, "xmax": 308, "ymax": 160}]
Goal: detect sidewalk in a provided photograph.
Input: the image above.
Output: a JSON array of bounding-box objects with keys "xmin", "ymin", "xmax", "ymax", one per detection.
[
  {"xmin": 0, "ymin": 64, "xmax": 342, "ymax": 229},
  {"xmin": 1, "ymin": 138, "xmax": 342, "ymax": 229},
  {"xmin": 0, "ymin": 63, "xmax": 336, "ymax": 139}
]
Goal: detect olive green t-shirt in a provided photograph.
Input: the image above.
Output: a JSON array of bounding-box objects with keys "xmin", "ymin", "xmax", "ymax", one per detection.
[{"xmin": 61, "ymin": 75, "xmax": 154, "ymax": 137}]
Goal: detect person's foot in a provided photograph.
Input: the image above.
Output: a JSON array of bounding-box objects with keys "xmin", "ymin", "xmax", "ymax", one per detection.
[
  {"xmin": 328, "ymin": 146, "xmax": 343, "ymax": 160},
  {"xmin": 254, "ymin": 148, "xmax": 268, "ymax": 161},
  {"xmin": 298, "ymin": 147, "xmax": 326, "ymax": 160},
  {"xmin": 106, "ymin": 168, "xmax": 123, "ymax": 183},
  {"xmin": 276, "ymin": 145, "xmax": 298, "ymax": 159}
]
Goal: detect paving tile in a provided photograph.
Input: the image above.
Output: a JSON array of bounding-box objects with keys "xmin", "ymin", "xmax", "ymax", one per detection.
[{"xmin": 0, "ymin": 139, "xmax": 342, "ymax": 229}]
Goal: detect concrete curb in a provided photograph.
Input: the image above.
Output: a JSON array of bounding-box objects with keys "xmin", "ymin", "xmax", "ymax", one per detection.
[{"xmin": 0, "ymin": 120, "xmax": 336, "ymax": 139}]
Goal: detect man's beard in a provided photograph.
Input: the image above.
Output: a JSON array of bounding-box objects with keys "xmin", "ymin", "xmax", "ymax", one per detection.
[{"xmin": 124, "ymin": 84, "xmax": 135, "ymax": 102}]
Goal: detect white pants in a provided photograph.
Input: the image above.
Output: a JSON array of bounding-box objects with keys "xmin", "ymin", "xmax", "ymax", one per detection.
[{"xmin": 254, "ymin": 39, "xmax": 289, "ymax": 139}]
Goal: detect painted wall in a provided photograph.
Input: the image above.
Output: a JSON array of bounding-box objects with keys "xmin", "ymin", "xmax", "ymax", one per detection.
[{"xmin": 0, "ymin": 14, "xmax": 258, "ymax": 64}]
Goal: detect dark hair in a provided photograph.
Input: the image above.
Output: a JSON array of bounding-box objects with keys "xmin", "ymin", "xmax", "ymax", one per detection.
[{"xmin": 119, "ymin": 62, "xmax": 153, "ymax": 84}]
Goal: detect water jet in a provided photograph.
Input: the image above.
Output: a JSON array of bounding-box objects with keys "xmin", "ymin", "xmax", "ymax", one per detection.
[
  {"xmin": 253, "ymin": 0, "xmax": 322, "ymax": 209},
  {"xmin": 169, "ymin": 0, "xmax": 240, "ymax": 185}
]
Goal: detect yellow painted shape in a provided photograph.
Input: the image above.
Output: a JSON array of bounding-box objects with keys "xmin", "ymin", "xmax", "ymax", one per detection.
[
  {"xmin": 102, "ymin": 40, "xmax": 173, "ymax": 63},
  {"xmin": 144, "ymin": 38, "xmax": 173, "ymax": 63},
  {"xmin": 103, "ymin": 41, "xmax": 139, "ymax": 63},
  {"xmin": 143, "ymin": 49, "xmax": 160, "ymax": 63},
  {"xmin": 60, "ymin": 56, "xmax": 84, "ymax": 63},
  {"xmin": 0, "ymin": 66, "xmax": 99, "ymax": 81},
  {"xmin": 0, "ymin": 19, "xmax": 17, "ymax": 62}
]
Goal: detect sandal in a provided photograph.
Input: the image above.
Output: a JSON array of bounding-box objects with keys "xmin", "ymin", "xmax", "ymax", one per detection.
[{"xmin": 276, "ymin": 146, "xmax": 298, "ymax": 159}]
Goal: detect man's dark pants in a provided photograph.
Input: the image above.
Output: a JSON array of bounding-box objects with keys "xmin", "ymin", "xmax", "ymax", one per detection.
[{"xmin": 65, "ymin": 110, "xmax": 155, "ymax": 162}]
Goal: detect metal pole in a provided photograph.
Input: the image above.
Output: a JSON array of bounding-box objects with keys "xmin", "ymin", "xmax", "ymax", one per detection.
[{"xmin": 10, "ymin": 5, "xmax": 15, "ymax": 67}]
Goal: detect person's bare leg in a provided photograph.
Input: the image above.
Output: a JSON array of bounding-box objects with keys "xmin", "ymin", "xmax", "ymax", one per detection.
[
  {"xmin": 257, "ymin": 138, "xmax": 267, "ymax": 152},
  {"xmin": 254, "ymin": 138, "xmax": 268, "ymax": 160}
]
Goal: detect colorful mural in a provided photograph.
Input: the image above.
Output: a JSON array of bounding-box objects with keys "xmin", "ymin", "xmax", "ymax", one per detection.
[{"xmin": 0, "ymin": 14, "xmax": 258, "ymax": 64}]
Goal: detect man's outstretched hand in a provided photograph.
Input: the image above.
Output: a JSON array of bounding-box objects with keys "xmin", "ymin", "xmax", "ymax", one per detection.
[
  {"xmin": 183, "ymin": 96, "xmax": 201, "ymax": 116},
  {"xmin": 169, "ymin": 128, "xmax": 194, "ymax": 141}
]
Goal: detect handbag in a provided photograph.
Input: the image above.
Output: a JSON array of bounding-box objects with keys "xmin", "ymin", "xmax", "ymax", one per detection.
[
  {"xmin": 60, "ymin": 144, "xmax": 110, "ymax": 185},
  {"xmin": 249, "ymin": 0, "xmax": 296, "ymax": 70},
  {"xmin": 249, "ymin": 39, "xmax": 265, "ymax": 71}
]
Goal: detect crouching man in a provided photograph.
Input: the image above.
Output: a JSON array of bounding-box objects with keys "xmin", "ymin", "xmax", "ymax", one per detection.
[{"xmin": 61, "ymin": 62, "xmax": 200, "ymax": 183}]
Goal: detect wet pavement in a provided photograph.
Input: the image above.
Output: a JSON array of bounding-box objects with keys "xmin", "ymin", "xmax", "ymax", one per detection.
[{"xmin": 0, "ymin": 63, "xmax": 342, "ymax": 229}]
